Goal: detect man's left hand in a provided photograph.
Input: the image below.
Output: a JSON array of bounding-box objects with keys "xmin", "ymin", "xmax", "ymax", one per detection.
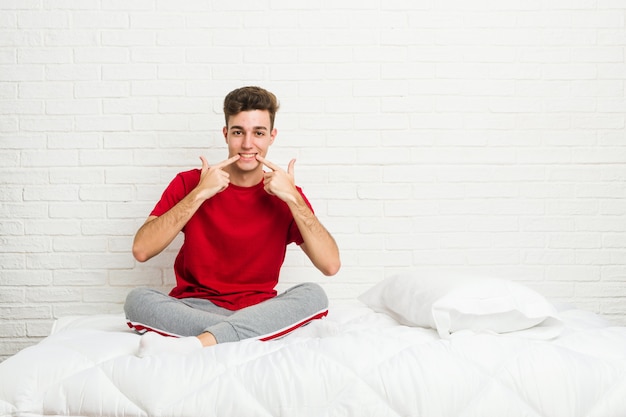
[{"xmin": 256, "ymin": 155, "xmax": 298, "ymax": 203}]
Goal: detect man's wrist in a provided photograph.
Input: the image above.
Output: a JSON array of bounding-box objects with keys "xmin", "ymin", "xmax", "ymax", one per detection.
[{"xmin": 189, "ymin": 186, "xmax": 212, "ymax": 205}]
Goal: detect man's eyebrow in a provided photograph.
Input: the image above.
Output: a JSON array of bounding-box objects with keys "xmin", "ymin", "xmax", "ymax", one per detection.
[{"xmin": 229, "ymin": 125, "xmax": 268, "ymax": 131}]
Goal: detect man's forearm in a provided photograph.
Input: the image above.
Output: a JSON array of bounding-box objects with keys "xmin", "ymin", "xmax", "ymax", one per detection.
[
  {"xmin": 287, "ymin": 194, "xmax": 341, "ymax": 276},
  {"xmin": 132, "ymin": 189, "xmax": 204, "ymax": 262}
]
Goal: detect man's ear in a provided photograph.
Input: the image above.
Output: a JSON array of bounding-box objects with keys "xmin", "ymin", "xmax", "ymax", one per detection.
[
  {"xmin": 223, "ymin": 126, "xmax": 228, "ymax": 143},
  {"xmin": 270, "ymin": 128, "xmax": 277, "ymax": 145}
]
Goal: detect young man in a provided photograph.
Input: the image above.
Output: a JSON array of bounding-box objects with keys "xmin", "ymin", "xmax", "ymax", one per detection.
[{"xmin": 124, "ymin": 86, "xmax": 340, "ymax": 356}]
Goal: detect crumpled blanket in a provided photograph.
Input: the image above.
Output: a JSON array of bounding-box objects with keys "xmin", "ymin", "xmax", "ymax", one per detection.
[{"xmin": 1, "ymin": 305, "xmax": 625, "ymax": 417}]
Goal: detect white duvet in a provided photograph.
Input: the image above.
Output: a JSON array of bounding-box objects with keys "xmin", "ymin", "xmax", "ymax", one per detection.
[{"xmin": 1, "ymin": 303, "xmax": 626, "ymax": 417}]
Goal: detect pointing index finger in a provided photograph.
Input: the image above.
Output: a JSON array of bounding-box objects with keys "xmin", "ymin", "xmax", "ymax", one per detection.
[
  {"xmin": 255, "ymin": 155, "xmax": 279, "ymax": 171},
  {"xmin": 215, "ymin": 155, "xmax": 241, "ymax": 169}
]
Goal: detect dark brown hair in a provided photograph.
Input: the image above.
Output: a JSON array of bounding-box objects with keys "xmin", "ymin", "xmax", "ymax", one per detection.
[{"xmin": 223, "ymin": 86, "xmax": 280, "ymax": 129}]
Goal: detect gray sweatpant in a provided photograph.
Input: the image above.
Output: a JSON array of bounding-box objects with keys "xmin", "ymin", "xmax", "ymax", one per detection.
[{"xmin": 123, "ymin": 283, "xmax": 328, "ymax": 344}]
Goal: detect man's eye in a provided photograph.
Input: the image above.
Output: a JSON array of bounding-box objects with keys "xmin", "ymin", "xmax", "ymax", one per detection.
[{"xmin": 255, "ymin": 131, "xmax": 265, "ymax": 136}]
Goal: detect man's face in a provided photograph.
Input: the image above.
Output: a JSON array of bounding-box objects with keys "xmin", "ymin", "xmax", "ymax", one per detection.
[{"xmin": 223, "ymin": 109, "xmax": 276, "ymax": 173}]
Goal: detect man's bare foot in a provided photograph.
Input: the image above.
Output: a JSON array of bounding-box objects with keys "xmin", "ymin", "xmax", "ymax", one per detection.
[{"xmin": 197, "ymin": 331, "xmax": 217, "ymax": 347}]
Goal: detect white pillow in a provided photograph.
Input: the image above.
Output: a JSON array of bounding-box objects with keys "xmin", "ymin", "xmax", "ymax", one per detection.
[{"xmin": 358, "ymin": 273, "xmax": 560, "ymax": 339}]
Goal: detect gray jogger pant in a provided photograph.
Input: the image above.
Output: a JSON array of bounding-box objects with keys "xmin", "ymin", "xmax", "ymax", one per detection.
[{"xmin": 123, "ymin": 283, "xmax": 329, "ymax": 343}]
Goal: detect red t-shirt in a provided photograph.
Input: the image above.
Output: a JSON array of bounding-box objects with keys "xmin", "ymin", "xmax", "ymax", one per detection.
[{"xmin": 150, "ymin": 169, "xmax": 312, "ymax": 310}]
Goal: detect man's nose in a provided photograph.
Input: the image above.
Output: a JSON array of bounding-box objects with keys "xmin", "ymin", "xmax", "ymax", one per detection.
[{"xmin": 242, "ymin": 133, "xmax": 253, "ymax": 147}]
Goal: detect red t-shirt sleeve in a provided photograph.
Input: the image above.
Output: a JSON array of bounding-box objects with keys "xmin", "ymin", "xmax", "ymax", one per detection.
[{"xmin": 150, "ymin": 170, "xmax": 198, "ymax": 218}]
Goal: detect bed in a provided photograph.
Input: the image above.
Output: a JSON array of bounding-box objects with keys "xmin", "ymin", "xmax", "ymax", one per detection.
[{"xmin": 2, "ymin": 274, "xmax": 626, "ymax": 417}]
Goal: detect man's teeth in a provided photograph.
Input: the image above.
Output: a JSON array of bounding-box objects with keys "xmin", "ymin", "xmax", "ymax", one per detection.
[{"xmin": 240, "ymin": 153, "xmax": 256, "ymax": 158}]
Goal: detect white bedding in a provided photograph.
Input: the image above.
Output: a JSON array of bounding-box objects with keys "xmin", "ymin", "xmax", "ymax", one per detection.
[{"xmin": 1, "ymin": 303, "xmax": 626, "ymax": 417}]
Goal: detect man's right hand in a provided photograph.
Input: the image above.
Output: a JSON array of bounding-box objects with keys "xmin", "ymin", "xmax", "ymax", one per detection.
[{"xmin": 196, "ymin": 155, "xmax": 240, "ymax": 200}]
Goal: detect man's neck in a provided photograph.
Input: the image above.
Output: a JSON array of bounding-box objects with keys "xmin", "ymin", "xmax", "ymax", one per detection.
[{"xmin": 226, "ymin": 167, "xmax": 264, "ymax": 188}]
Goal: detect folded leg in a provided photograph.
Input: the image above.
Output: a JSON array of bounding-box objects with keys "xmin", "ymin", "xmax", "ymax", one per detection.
[
  {"xmin": 123, "ymin": 283, "xmax": 328, "ymax": 344},
  {"xmin": 204, "ymin": 282, "xmax": 329, "ymax": 343},
  {"xmin": 124, "ymin": 287, "xmax": 232, "ymax": 337}
]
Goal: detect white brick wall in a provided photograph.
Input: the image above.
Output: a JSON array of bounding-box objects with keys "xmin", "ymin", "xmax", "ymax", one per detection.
[{"xmin": 1, "ymin": 1, "xmax": 625, "ymax": 360}]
